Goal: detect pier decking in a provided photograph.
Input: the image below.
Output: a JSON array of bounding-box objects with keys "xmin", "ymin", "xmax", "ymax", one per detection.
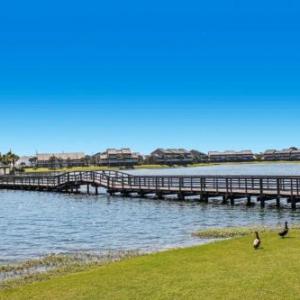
[{"xmin": 1, "ymin": 171, "xmax": 300, "ymax": 209}]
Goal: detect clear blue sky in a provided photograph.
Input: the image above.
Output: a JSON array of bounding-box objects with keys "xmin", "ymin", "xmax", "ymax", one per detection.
[{"xmin": 0, "ymin": 1, "xmax": 299, "ymax": 155}]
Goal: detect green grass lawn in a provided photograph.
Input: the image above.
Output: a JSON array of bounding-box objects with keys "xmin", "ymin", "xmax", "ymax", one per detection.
[
  {"xmin": 23, "ymin": 166, "xmax": 118, "ymax": 173},
  {"xmin": 23, "ymin": 160, "xmax": 300, "ymax": 174},
  {"xmin": 1, "ymin": 230, "xmax": 300, "ymax": 300}
]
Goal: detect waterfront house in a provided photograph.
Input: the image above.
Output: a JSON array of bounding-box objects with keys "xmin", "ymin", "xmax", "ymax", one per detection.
[
  {"xmin": 150, "ymin": 148, "xmax": 194, "ymax": 165},
  {"xmin": 190, "ymin": 150, "xmax": 208, "ymax": 163},
  {"xmin": 36, "ymin": 152, "xmax": 86, "ymax": 168},
  {"xmin": 263, "ymin": 147, "xmax": 300, "ymax": 161},
  {"xmin": 290, "ymin": 148, "xmax": 300, "ymax": 160},
  {"xmin": 92, "ymin": 148, "xmax": 141, "ymax": 167},
  {"xmin": 208, "ymin": 150, "xmax": 255, "ymax": 162},
  {"xmin": 263, "ymin": 149, "xmax": 277, "ymax": 161},
  {"xmin": 0, "ymin": 163, "xmax": 10, "ymax": 175}
]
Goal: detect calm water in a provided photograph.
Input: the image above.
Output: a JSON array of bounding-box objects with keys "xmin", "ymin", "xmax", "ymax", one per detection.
[{"xmin": 1, "ymin": 163, "xmax": 300, "ymax": 263}]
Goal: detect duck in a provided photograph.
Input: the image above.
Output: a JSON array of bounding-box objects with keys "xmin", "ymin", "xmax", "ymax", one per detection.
[
  {"xmin": 278, "ymin": 221, "xmax": 289, "ymax": 238},
  {"xmin": 253, "ymin": 231, "xmax": 261, "ymax": 250}
]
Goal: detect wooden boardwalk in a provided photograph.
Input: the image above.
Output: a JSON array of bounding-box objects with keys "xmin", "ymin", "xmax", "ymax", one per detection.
[{"xmin": 1, "ymin": 170, "xmax": 300, "ymax": 209}]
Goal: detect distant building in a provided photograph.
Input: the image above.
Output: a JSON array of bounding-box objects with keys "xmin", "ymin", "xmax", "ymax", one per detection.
[
  {"xmin": 290, "ymin": 148, "xmax": 300, "ymax": 160},
  {"xmin": 150, "ymin": 148, "xmax": 194, "ymax": 165},
  {"xmin": 263, "ymin": 148, "xmax": 300, "ymax": 161},
  {"xmin": 16, "ymin": 156, "xmax": 36, "ymax": 168},
  {"xmin": 0, "ymin": 163, "xmax": 10, "ymax": 175},
  {"xmin": 208, "ymin": 150, "xmax": 255, "ymax": 162},
  {"xmin": 36, "ymin": 152, "xmax": 86, "ymax": 168},
  {"xmin": 93, "ymin": 148, "xmax": 141, "ymax": 166},
  {"xmin": 190, "ymin": 150, "xmax": 208, "ymax": 163}
]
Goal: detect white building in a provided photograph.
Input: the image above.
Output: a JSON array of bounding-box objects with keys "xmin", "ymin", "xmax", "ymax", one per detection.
[
  {"xmin": 0, "ymin": 163, "xmax": 10, "ymax": 175},
  {"xmin": 16, "ymin": 156, "xmax": 36, "ymax": 168}
]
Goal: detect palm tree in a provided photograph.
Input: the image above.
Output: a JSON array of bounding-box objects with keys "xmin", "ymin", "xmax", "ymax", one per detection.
[{"xmin": 1, "ymin": 151, "xmax": 19, "ymax": 169}]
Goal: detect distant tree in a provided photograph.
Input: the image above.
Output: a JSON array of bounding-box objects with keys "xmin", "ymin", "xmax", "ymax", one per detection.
[
  {"xmin": 57, "ymin": 158, "xmax": 64, "ymax": 168},
  {"xmin": 49, "ymin": 156, "xmax": 57, "ymax": 169},
  {"xmin": 29, "ymin": 157, "xmax": 37, "ymax": 168},
  {"xmin": 82, "ymin": 155, "xmax": 91, "ymax": 166}
]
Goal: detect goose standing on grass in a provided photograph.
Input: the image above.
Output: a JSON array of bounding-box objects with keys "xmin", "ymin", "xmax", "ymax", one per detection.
[
  {"xmin": 278, "ymin": 221, "xmax": 289, "ymax": 238},
  {"xmin": 253, "ymin": 231, "xmax": 261, "ymax": 250}
]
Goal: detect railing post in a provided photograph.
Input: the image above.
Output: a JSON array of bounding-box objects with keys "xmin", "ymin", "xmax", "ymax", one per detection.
[
  {"xmin": 179, "ymin": 177, "xmax": 183, "ymax": 192},
  {"xmin": 226, "ymin": 178, "xmax": 229, "ymax": 195},
  {"xmin": 260, "ymin": 178, "xmax": 263, "ymax": 195},
  {"xmin": 276, "ymin": 178, "xmax": 281, "ymax": 208}
]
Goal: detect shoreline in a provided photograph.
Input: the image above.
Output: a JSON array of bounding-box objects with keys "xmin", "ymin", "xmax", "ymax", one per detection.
[
  {"xmin": 22, "ymin": 160, "xmax": 300, "ymax": 174},
  {"xmin": 1, "ymin": 225, "xmax": 298, "ymax": 289},
  {"xmin": 1, "ymin": 228, "xmax": 300, "ymax": 299}
]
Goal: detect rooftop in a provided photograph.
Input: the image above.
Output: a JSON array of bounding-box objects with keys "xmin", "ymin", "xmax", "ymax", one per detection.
[
  {"xmin": 208, "ymin": 150, "xmax": 253, "ymax": 155},
  {"xmin": 152, "ymin": 148, "xmax": 191, "ymax": 154},
  {"xmin": 37, "ymin": 152, "xmax": 85, "ymax": 161}
]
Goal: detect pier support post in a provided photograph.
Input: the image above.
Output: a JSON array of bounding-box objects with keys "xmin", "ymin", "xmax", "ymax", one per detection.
[
  {"xmin": 291, "ymin": 197, "xmax": 296, "ymax": 210},
  {"xmin": 95, "ymin": 186, "xmax": 99, "ymax": 195},
  {"xmin": 200, "ymin": 194, "xmax": 208, "ymax": 203},
  {"xmin": 156, "ymin": 192, "xmax": 164, "ymax": 200},
  {"xmin": 276, "ymin": 197, "xmax": 280, "ymax": 208},
  {"xmin": 222, "ymin": 195, "xmax": 228, "ymax": 204},
  {"xmin": 259, "ymin": 197, "xmax": 265, "ymax": 208},
  {"xmin": 122, "ymin": 191, "xmax": 130, "ymax": 197},
  {"xmin": 246, "ymin": 196, "xmax": 252, "ymax": 207},
  {"xmin": 230, "ymin": 197, "xmax": 235, "ymax": 206},
  {"xmin": 87, "ymin": 184, "xmax": 90, "ymax": 194},
  {"xmin": 178, "ymin": 192, "xmax": 185, "ymax": 201}
]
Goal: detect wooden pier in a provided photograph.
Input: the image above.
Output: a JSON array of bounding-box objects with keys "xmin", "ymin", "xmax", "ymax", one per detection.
[{"xmin": 1, "ymin": 171, "xmax": 300, "ymax": 209}]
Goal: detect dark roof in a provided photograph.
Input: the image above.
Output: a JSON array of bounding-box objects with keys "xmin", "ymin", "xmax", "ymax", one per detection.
[
  {"xmin": 152, "ymin": 148, "xmax": 191, "ymax": 154},
  {"xmin": 264, "ymin": 148, "xmax": 300, "ymax": 155},
  {"xmin": 208, "ymin": 150, "xmax": 253, "ymax": 156},
  {"xmin": 37, "ymin": 152, "xmax": 85, "ymax": 161}
]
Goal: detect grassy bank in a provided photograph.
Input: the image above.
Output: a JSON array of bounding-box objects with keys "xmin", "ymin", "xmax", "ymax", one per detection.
[
  {"xmin": 192, "ymin": 226, "xmax": 270, "ymax": 238},
  {"xmin": 23, "ymin": 164, "xmax": 179, "ymax": 173},
  {"xmin": 23, "ymin": 166, "xmax": 118, "ymax": 173},
  {"xmin": 2, "ymin": 229, "xmax": 300, "ymax": 299},
  {"xmin": 23, "ymin": 160, "xmax": 300, "ymax": 174}
]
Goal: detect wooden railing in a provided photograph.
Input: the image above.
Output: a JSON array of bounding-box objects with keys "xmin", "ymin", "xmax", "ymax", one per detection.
[
  {"xmin": 1, "ymin": 172, "xmax": 300, "ymax": 197},
  {"xmin": 109, "ymin": 175, "xmax": 300, "ymax": 197}
]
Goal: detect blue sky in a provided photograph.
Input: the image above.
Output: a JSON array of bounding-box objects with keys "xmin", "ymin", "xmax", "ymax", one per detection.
[{"xmin": 0, "ymin": 1, "xmax": 300, "ymax": 155}]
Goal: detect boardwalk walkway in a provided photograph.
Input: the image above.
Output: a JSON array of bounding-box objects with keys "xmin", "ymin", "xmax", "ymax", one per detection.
[{"xmin": 1, "ymin": 170, "xmax": 300, "ymax": 209}]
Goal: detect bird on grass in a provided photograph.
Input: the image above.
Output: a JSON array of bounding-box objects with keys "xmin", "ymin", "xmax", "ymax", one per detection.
[
  {"xmin": 253, "ymin": 231, "xmax": 261, "ymax": 250},
  {"xmin": 278, "ymin": 221, "xmax": 289, "ymax": 238}
]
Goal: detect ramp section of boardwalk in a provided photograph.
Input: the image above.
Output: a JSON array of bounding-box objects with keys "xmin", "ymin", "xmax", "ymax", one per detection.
[{"xmin": 1, "ymin": 171, "xmax": 300, "ymax": 209}]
